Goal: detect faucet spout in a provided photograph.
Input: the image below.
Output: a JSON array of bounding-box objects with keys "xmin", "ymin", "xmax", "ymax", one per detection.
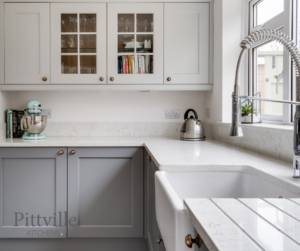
[{"xmin": 230, "ymin": 29, "xmax": 300, "ymax": 178}]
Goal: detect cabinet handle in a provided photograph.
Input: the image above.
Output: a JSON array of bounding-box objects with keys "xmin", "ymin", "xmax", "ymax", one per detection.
[
  {"xmin": 42, "ymin": 77, "xmax": 47, "ymax": 81},
  {"xmin": 147, "ymin": 156, "xmax": 151, "ymax": 162},
  {"xmin": 110, "ymin": 77, "xmax": 114, "ymax": 81},
  {"xmin": 70, "ymin": 150, "xmax": 75, "ymax": 155},
  {"xmin": 99, "ymin": 77, "xmax": 104, "ymax": 81},
  {"xmin": 157, "ymin": 237, "xmax": 163, "ymax": 244},
  {"xmin": 58, "ymin": 150, "xmax": 64, "ymax": 155},
  {"xmin": 185, "ymin": 234, "xmax": 201, "ymax": 249},
  {"xmin": 167, "ymin": 77, "xmax": 171, "ymax": 81}
]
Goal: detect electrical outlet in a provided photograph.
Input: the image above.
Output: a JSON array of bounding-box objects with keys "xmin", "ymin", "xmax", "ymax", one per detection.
[
  {"xmin": 206, "ymin": 108, "xmax": 210, "ymax": 119},
  {"xmin": 165, "ymin": 110, "xmax": 173, "ymax": 119},
  {"xmin": 41, "ymin": 109, "xmax": 52, "ymax": 119},
  {"xmin": 165, "ymin": 109, "xmax": 180, "ymax": 119},
  {"xmin": 172, "ymin": 110, "xmax": 180, "ymax": 119}
]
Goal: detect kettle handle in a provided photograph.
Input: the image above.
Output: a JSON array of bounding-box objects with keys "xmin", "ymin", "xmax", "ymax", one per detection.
[{"xmin": 184, "ymin": 109, "xmax": 198, "ymax": 120}]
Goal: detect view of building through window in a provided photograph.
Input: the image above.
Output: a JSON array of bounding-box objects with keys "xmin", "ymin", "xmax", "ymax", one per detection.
[
  {"xmin": 255, "ymin": 0, "xmax": 284, "ymax": 117},
  {"xmin": 256, "ymin": 41, "xmax": 283, "ymax": 116}
]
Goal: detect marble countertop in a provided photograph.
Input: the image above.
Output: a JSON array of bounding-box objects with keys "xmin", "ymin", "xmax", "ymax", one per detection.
[{"xmin": 184, "ymin": 198, "xmax": 300, "ymax": 251}]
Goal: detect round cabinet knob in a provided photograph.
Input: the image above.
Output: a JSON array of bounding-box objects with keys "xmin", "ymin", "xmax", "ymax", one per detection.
[
  {"xmin": 58, "ymin": 150, "xmax": 64, "ymax": 155},
  {"xmin": 167, "ymin": 77, "xmax": 171, "ymax": 81},
  {"xmin": 42, "ymin": 77, "xmax": 47, "ymax": 81},
  {"xmin": 156, "ymin": 237, "xmax": 163, "ymax": 244},
  {"xmin": 110, "ymin": 77, "xmax": 114, "ymax": 81},
  {"xmin": 185, "ymin": 234, "xmax": 201, "ymax": 249},
  {"xmin": 70, "ymin": 150, "xmax": 75, "ymax": 155},
  {"xmin": 147, "ymin": 156, "xmax": 152, "ymax": 162},
  {"xmin": 99, "ymin": 77, "xmax": 104, "ymax": 81}
]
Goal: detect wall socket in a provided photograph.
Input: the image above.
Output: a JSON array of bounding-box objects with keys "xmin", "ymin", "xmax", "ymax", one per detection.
[
  {"xmin": 165, "ymin": 109, "xmax": 180, "ymax": 119},
  {"xmin": 41, "ymin": 109, "xmax": 52, "ymax": 119}
]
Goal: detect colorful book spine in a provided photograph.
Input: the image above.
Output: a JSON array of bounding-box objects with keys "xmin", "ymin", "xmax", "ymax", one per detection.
[
  {"xmin": 125, "ymin": 55, "xmax": 129, "ymax": 74},
  {"xmin": 141, "ymin": 56, "xmax": 145, "ymax": 74},
  {"xmin": 138, "ymin": 56, "xmax": 143, "ymax": 74},
  {"xmin": 17, "ymin": 111, "xmax": 24, "ymax": 138},
  {"xmin": 122, "ymin": 56, "xmax": 126, "ymax": 74},
  {"xmin": 12, "ymin": 110, "xmax": 18, "ymax": 138},
  {"xmin": 128, "ymin": 55, "xmax": 132, "ymax": 74},
  {"xmin": 118, "ymin": 59, "xmax": 121, "ymax": 74},
  {"xmin": 10, "ymin": 111, "xmax": 12, "ymax": 139},
  {"xmin": 131, "ymin": 55, "xmax": 135, "ymax": 74},
  {"xmin": 6, "ymin": 109, "xmax": 10, "ymax": 138},
  {"xmin": 135, "ymin": 55, "xmax": 139, "ymax": 74}
]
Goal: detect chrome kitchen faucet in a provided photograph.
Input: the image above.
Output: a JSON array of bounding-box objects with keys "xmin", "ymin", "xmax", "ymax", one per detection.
[{"xmin": 230, "ymin": 29, "xmax": 300, "ymax": 178}]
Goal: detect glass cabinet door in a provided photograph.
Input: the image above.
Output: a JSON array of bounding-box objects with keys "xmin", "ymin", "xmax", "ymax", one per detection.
[
  {"xmin": 108, "ymin": 4, "xmax": 163, "ymax": 84},
  {"xmin": 51, "ymin": 4, "xmax": 106, "ymax": 84}
]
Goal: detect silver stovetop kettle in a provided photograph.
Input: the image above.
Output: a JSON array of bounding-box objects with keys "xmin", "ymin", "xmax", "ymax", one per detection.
[{"xmin": 180, "ymin": 109, "xmax": 206, "ymax": 141}]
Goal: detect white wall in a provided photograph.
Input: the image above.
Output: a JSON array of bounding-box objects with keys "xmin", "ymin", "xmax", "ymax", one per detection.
[
  {"xmin": 204, "ymin": 0, "xmax": 244, "ymax": 123},
  {"xmin": 9, "ymin": 91, "xmax": 205, "ymax": 122},
  {"xmin": 0, "ymin": 91, "xmax": 13, "ymax": 123}
]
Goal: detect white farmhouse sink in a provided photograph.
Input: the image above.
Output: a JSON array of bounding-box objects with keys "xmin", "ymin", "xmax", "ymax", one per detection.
[{"xmin": 155, "ymin": 170, "xmax": 299, "ymax": 251}]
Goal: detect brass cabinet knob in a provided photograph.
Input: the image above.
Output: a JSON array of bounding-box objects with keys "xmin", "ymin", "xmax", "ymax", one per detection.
[
  {"xmin": 100, "ymin": 77, "xmax": 104, "ymax": 81},
  {"xmin": 147, "ymin": 156, "xmax": 151, "ymax": 162},
  {"xmin": 42, "ymin": 77, "xmax": 47, "ymax": 81},
  {"xmin": 110, "ymin": 77, "xmax": 114, "ymax": 81},
  {"xmin": 185, "ymin": 234, "xmax": 201, "ymax": 249},
  {"xmin": 58, "ymin": 150, "xmax": 64, "ymax": 155},
  {"xmin": 156, "ymin": 237, "xmax": 163, "ymax": 244},
  {"xmin": 70, "ymin": 150, "xmax": 75, "ymax": 155},
  {"xmin": 167, "ymin": 77, "xmax": 171, "ymax": 81}
]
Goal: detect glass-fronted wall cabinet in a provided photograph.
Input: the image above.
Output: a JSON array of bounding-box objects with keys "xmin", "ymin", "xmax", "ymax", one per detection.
[
  {"xmin": 107, "ymin": 4, "xmax": 163, "ymax": 84},
  {"xmin": 51, "ymin": 4, "xmax": 106, "ymax": 84}
]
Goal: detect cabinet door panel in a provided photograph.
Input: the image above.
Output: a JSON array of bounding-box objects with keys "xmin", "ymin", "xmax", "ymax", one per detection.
[
  {"xmin": 5, "ymin": 3, "xmax": 50, "ymax": 84},
  {"xmin": 51, "ymin": 3, "xmax": 106, "ymax": 84},
  {"xmin": 164, "ymin": 4, "xmax": 210, "ymax": 84},
  {"xmin": 0, "ymin": 148, "xmax": 67, "ymax": 238},
  {"xmin": 68, "ymin": 147, "xmax": 143, "ymax": 237},
  {"xmin": 107, "ymin": 3, "xmax": 163, "ymax": 84}
]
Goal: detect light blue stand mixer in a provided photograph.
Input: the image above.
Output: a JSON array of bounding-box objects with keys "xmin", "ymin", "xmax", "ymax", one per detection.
[{"xmin": 21, "ymin": 100, "xmax": 47, "ymax": 140}]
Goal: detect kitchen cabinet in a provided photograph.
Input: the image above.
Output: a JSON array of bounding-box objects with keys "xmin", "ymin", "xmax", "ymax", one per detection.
[
  {"xmin": 51, "ymin": 3, "xmax": 106, "ymax": 84},
  {"xmin": 107, "ymin": 3, "xmax": 163, "ymax": 84},
  {"xmin": 68, "ymin": 147, "xmax": 144, "ymax": 237},
  {"xmin": 5, "ymin": 3, "xmax": 50, "ymax": 84},
  {"xmin": 0, "ymin": 148, "xmax": 67, "ymax": 238},
  {"xmin": 145, "ymin": 153, "xmax": 166, "ymax": 251},
  {"xmin": 164, "ymin": 3, "xmax": 210, "ymax": 84}
]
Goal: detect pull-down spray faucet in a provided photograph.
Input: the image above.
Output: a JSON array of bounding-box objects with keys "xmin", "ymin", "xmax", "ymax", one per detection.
[{"xmin": 230, "ymin": 29, "xmax": 300, "ymax": 178}]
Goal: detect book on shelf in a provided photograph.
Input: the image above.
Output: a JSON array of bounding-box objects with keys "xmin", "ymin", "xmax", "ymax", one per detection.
[
  {"xmin": 6, "ymin": 109, "xmax": 25, "ymax": 138},
  {"xmin": 122, "ymin": 56, "xmax": 125, "ymax": 74},
  {"xmin": 128, "ymin": 55, "xmax": 132, "ymax": 74},
  {"xmin": 125, "ymin": 56, "xmax": 129, "ymax": 74},
  {"xmin": 145, "ymin": 55, "xmax": 150, "ymax": 74},
  {"xmin": 131, "ymin": 55, "xmax": 135, "ymax": 74},
  {"xmin": 141, "ymin": 56, "xmax": 145, "ymax": 74}
]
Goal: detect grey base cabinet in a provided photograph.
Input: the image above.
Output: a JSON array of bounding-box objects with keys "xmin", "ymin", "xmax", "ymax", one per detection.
[
  {"xmin": 68, "ymin": 147, "xmax": 143, "ymax": 238},
  {"xmin": 0, "ymin": 148, "xmax": 68, "ymax": 238},
  {"xmin": 145, "ymin": 151, "xmax": 166, "ymax": 251}
]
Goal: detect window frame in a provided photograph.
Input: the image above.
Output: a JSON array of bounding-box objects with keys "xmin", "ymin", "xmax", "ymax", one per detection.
[{"xmin": 247, "ymin": 0, "xmax": 294, "ymax": 124}]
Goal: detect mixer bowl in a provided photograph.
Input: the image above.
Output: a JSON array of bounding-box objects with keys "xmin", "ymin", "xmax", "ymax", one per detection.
[{"xmin": 21, "ymin": 115, "xmax": 47, "ymax": 135}]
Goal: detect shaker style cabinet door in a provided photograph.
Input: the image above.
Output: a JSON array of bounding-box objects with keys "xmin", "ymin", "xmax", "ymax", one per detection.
[
  {"xmin": 51, "ymin": 4, "xmax": 106, "ymax": 84},
  {"xmin": 0, "ymin": 148, "xmax": 68, "ymax": 238},
  {"xmin": 164, "ymin": 3, "xmax": 210, "ymax": 84},
  {"xmin": 5, "ymin": 3, "xmax": 50, "ymax": 84},
  {"xmin": 68, "ymin": 147, "xmax": 143, "ymax": 237},
  {"xmin": 107, "ymin": 3, "xmax": 163, "ymax": 84}
]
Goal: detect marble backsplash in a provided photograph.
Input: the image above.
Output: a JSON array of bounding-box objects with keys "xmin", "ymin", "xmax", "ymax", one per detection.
[
  {"xmin": 203, "ymin": 122, "xmax": 293, "ymax": 163},
  {"xmin": 43, "ymin": 122, "xmax": 183, "ymax": 137}
]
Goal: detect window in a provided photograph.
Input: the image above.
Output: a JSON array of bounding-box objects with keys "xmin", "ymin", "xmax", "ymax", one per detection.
[{"xmin": 249, "ymin": 0, "xmax": 295, "ymax": 124}]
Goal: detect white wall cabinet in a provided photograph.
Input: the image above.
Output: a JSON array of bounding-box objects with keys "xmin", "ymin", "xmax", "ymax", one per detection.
[
  {"xmin": 164, "ymin": 3, "xmax": 210, "ymax": 84},
  {"xmin": 5, "ymin": 3, "xmax": 50, "ymax": 84},
  {"xmin": 51, "ymin": 3, "xmax": 106, "ymax": 84},
  {"xmin": 107, "ymin": 3, "xmax": 163, "ymax": 84},
  {"xmin": 1, "ymin": 2, "xmax": 212, "ymax": 90}
]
